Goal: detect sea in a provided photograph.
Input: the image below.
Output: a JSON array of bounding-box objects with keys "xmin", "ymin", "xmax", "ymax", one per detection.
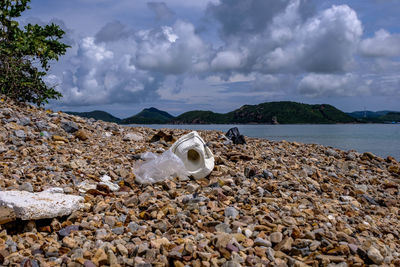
[{"xmin": 130, "ymin": 124, "xmax": 400, "ymax": 160}]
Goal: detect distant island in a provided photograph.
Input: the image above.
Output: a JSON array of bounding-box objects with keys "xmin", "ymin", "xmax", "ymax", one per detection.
[{"xmin": 65, "ymin": 101, "xmax": 400, "ymax": 124}]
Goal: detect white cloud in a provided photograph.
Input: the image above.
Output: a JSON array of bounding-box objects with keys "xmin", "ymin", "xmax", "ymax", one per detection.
[
  {"xmin": 211, "ymin": 50, "xmax": 246, "ymax": 70},
  {"xmin": 360, "ymin": 29, "xmax": 400, "ymax": 57},
  {"xmin": 135, "ymin": 20, "xmax": 209, "ymax": 74},
  {"xmin": 298, "ymin": 73, "xmax": 370, "ymax": 97}
]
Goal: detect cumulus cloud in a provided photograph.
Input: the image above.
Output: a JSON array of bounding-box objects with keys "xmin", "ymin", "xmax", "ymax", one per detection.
[
  {"xmin": 360, "ymin": 29, "xmax": 400, "ymax": 57},
  {"xmin": 207, "ymin": 1, "xmax": 362, "ymax": 75},
  {"xmin": 55, "ymin": 36, "xmax": 164, "ymax": 106},
  {"xmin": 95, "ymin": 21, "xmax": 131, "ymax": 43},
  {"xmin": 147, "ymin": 2, "xmax": 175, "ymax": 20},
  {"xmin": 298, "ymin": 73, "xmax": 369, "ymax": 97},
  {"xmin": 40, "ymin": 0, "xmax": 399, "ymax": 110},
  {"xmin": 135, "ymin": 20, "xmax": 209, "ymax": 74}
]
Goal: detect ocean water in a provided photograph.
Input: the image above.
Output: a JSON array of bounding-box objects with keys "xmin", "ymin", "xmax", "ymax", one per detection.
[{"xmin": 130, "ymin": 124, "xmax": 400, "ymax": 160}]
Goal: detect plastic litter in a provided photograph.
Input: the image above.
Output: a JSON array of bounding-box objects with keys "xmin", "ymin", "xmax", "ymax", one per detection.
[
  {"xmin": 133, "ymin": 150, "xmax": 189, "ymax": 184},
  {"xmin": 225, "ymin": 127, "xmax": 246, "ymax": 145},
  {"xmin": 170, "ymin": 131, "xmax": 214, "ymax": 179}
]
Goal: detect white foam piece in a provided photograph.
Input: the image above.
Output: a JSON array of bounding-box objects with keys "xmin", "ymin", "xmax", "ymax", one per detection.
[{"xmin": 0, "ymin": 191, "xmax": 84, "ymax": 220}]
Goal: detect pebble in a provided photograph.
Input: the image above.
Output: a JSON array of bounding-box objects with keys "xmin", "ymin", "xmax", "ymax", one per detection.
[
  {"xmin": 225, "ymin": 206, "xmax": 239, "ymax": 219},
  {"xmin": 19, "ymin": 182, "xmax": 33, "ymax": 192},
  {"xmin": 254, "ymin": 237, "xmax": 272, "ymax": 247},
  {"xmin": 0, "ymin": 97, "xmax": 398, "ymax": 267},
  {"xmin": 368, "ymin": 246, "xmax": 384, "ymax": 264},
  {"xmin": 270, "ymin": 232, "xmax": 283, "ymax": 243}
]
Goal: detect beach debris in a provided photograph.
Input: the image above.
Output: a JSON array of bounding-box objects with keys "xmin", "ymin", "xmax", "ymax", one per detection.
[
  {"xmin": 225, "ymin": 127, "xmax": 246, "ymax": 145},
  {"xmin": 0, "ymin": 190, "xmax": 84, "ymax": 220},
  {"xmin": 133, "ymin": 150, "xmax": 188, "ymax": 184},
  {"xmin": 170, "ymin": 131, "xmax": 214, "ymax": 179}
]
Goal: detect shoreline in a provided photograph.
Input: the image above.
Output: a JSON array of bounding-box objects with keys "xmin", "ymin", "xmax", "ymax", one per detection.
[{"xmin": 0, "ymin": 99, "xmax": 400, "ymax": 266}]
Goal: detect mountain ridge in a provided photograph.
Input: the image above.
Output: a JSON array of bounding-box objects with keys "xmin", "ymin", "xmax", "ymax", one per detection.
[{"xmin": 65, "ymin": 101, "xmax": 370, "ymax": 124}]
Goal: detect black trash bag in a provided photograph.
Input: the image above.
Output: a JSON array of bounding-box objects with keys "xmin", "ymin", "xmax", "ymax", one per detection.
[{"xmin": 225, "ymin": 127, "xmax": 246, "ymax": 145}]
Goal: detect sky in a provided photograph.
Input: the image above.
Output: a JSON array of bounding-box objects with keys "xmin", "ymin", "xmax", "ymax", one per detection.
[{"xmin": 21, "ymin": 0, "xmax": 400, "ymax": 118}]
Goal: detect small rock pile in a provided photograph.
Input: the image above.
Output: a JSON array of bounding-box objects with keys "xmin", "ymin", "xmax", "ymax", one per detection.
[{"xmin": 0, "ymin": 96, "xmax": 399, "ymax": 266}]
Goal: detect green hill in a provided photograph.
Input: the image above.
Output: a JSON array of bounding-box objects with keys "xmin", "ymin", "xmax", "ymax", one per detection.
[
  {"xmin": 380, "ymin": 112, "xmax": 400, "ymax": 123},
  {"xmin": 121, "ymin": 107, "xmax": 174, "ymax": 124},
  {"xmin": 172, "ymin": 102, "xmax": 356, "ymax": 124},
  {"xmin": 65, "ymin": 110, "xmax": 121, "ymax": 123},
  {"xmin": 347, "ymin": 110, "xmax": 394, "ymax": 119},
  {"xmin": 172, "ymin": 110, "xmax": 232, "ymax": 124},
  {"xmin": 347, "ymin": 110, "xmax": 400, "ymax": 123}
]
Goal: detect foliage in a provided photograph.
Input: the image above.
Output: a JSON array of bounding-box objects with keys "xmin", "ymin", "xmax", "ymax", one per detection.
[
  {"xmin": 0, "ymin": 0, "xmax": 69, "ymax": 105},
  {"xmin": 173, "ymin": 101, "xmax": 357, "ymax": 124}
]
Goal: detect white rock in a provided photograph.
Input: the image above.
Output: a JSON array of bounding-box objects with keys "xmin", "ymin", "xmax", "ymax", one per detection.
[
  {"xmin": 0, "ymin": 191, "xmax": 84, "ymax": 220},
  {"xmin": 43, "ymin": 187, "xmax": 64, "ymax": 193},
  {"xmin": 123, "ymin": 133, "xmax": 143, "ymax": 141},
  {"xmin": 77, "ymin": 181, "xmax": 97, "ymax": 193},
  {"xmin": 100, "ymin": 175, "xmax": 120, "ymax": 192}
]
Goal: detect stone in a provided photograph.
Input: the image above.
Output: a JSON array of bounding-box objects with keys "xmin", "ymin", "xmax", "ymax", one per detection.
[
  {"xmin": 61, "ymin": 121, "xmax": 79, "ymax": 133},
  {"xmin": 326, "ymin": 148, "xmax": 339, "ymax": 158},
  {"xmin": 14, "ymin": 130, "xmax": 26, "ymax": 139},
  {"xmin": 222, "ymin": 261, "xmax": 242, "ymax": 267},
  {"xmin": 19, "ymin": 182, "xmax": 33, "ymax": 192},
  {"xmin": 75, "ymin": 130, "xmax": 89, "ymax": 141},
  {"xmin": 225, "ymin": 206, "xmax": 239, "ymax": 219},
  {"xmin": 367, "ymin": 246, "xmax": 384, "ymax": 264},
  {"xmin": 263, "ymin": 170, "xmax": 274, "ymax": 179},
  {"xmin": 18, "ymin": 117, "xmax": 31, "ymax": 126},
  {"xmin": 84, "ymin": 261, "xmax": 96, "ymax": 267},
  {"xmin": 92, "ymin": 248, "xmax": 108, "ymax": 266},
  {"xmin": 270, "ymin": 232, "xmax": 283, "ymax": 243},
  {"xmin": 99, "ymin": 175, "xmax": 120, "ymax": 192},
  {"xmin": 254, "ymin": 237, "xmax": 272, "ymax": 247},
  {"xmin": 62, "ymin": 236, "xmax": 77, "ymax": 249},
  {"xmin": 107, "ymin": 250, "xmax": 119, "ymax": 267},
  {"xmin": 112, "ymin": 227, "xmax": 124, "ymax": 235},
  {"xmin": 116, "ymin": 244, "xmax": 128, "ymax": 256},
  {"xmin": 123, "ymin": 133, "xmax": 143, "ymax": 141},
  {"xmin": 52, "ymin": 135, "xmax": 69, "ymax": 143},
  {"xmin": 0, "ymin": 190, "xmax": 84, "ymax": 220},
  {"xmin": 0, "ymin": 206, "xmax": 16, "ymax": 224}
]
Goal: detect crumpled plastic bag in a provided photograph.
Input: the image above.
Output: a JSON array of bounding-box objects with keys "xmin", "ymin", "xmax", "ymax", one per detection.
[
  {"xmin": 225, "ymin": 127, "xmax": 246, "ymax": 145},
  {"xmin": 133, "ymin": 150, "xmax": 189, "ymax": 184}
]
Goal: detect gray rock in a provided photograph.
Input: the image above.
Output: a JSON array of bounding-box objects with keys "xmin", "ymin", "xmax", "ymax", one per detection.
[
  {"xmin": 112, "ymin": 227, "xmax": 124, "ymax": 235},
  {"xmin": 215, "ymin": 223, "xmax": 232, "ymax": 233},
  {"xmin": 61, "ymin": 121, "xmax": 79, "ymax": 133},
  {"xmin": 225, "ymin": 206, "xmax": 239, "ymax": 219},
  {"xmin": 254, "ymin": 237, "xmax": 272, "ymax": 247},
  {"xmin": 266, "ymin": 247, "xmax": 275, "ymax": 261},
  {"xmin": 346, "ymin": 152, "xmax": 357, "ymax": 161},
  {"xmin": 262, "ymin": 170, "xmax": 274, "ymax": 179},
  {"xmin": 19, "ymin": 182, "xmax": 33, "ymax": 192},
  {"xmin": 326, "ymin": 148, "xmax": 339, "ymax": 158},
  {"xmin": 35, "ymin": 121, "xmax": 49, "ymax": 131},
  {"xmin": 14, "ymin": 130, "xmax": 26, "ymax": 139},
  {"xmin": 222, "ymin": 261, "xmax": 242, "ymax": 267},
  {"xmin": 18, "ymin": 117, "xmax": 31, "ymax": 126}
]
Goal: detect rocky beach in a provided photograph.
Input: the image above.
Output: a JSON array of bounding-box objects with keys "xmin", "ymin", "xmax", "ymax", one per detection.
[{"xmin": 0, "ymin": 97, "xmax": 399, "ymax": 267}]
